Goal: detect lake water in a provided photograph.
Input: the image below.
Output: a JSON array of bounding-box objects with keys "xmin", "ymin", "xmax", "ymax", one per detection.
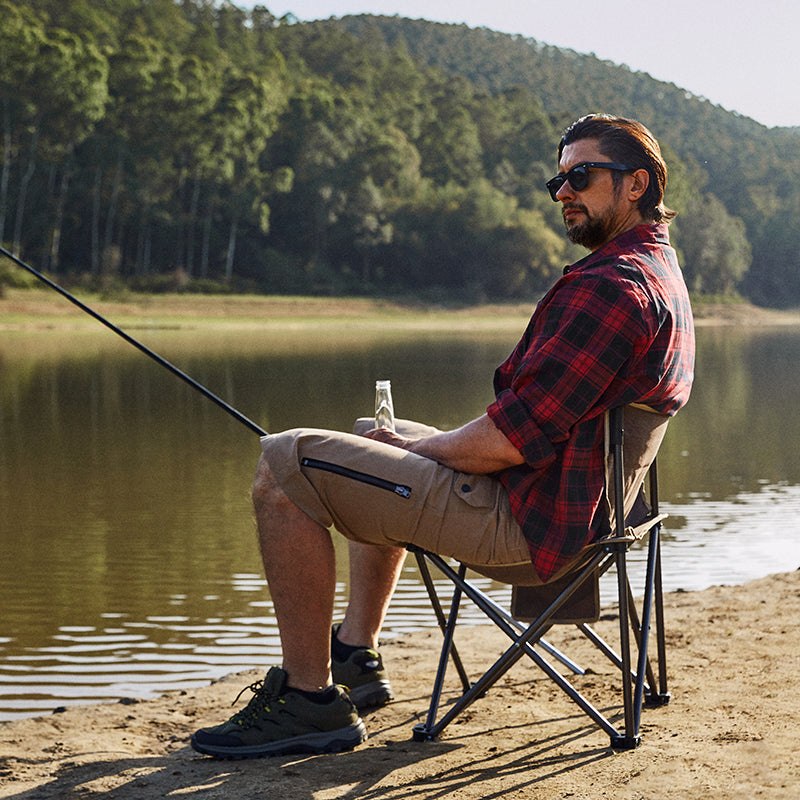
[{"xmin": 1, "ymin": 320, "xmax": 799, "ymax": 721}]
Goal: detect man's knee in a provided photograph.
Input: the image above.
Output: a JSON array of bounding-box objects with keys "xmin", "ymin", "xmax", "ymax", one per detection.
[
  {"xmin": 252, "ymin": 452, "xmax": 286, "ymax": 514},
  {"xmin": 353, "ymin": 417, "xmax": 373, "ymax": 436},
  {"xmin": 254, "ymin": 445, "xmax": 318, "ymax": 522}
]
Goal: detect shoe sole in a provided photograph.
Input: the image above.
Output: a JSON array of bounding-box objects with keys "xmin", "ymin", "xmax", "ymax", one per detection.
[
  {"xmin": 346, "ymin": 680, "xmax": 394, "ymax": 711},
  {"xmin": 190, "ymin": 721, "xmax": 368, "ymax": 759}
]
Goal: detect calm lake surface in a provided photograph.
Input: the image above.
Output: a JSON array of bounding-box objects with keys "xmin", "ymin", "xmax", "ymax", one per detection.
[{"xmin": 1, "ymin": 320, "xmax": 799, "ymax": 720}]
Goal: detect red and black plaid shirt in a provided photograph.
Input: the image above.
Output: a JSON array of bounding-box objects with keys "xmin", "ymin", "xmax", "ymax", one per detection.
[{"xmin": 487, "ymin": 223, "xmax": 695, "ymax": 581}]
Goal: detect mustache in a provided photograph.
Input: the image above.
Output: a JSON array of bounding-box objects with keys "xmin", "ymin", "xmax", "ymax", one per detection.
[{"xmin": 562, "ymin": 203, "xmax": 588, "ymax": 215}]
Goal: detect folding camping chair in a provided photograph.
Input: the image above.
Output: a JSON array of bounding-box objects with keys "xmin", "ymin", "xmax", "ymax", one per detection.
[{"xmin": 407, "ymin": 404, "xmax": 672, "ymax": 750}]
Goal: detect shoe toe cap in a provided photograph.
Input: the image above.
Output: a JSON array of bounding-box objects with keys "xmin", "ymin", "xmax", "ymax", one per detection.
[{"xmin": 192, "ymin": 725, "xmax": 245, "ymax": 749}]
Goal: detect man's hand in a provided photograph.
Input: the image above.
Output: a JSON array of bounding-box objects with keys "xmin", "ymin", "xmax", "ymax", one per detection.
[
  {"xmin": 362, "ymin": 427, "xmax": 414, "ymax": 450},
  {"xmin": 364, "ymin": 415, "xmax": 524, "ymax": 475}
]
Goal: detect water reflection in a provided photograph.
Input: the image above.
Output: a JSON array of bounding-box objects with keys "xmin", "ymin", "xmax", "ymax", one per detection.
[{"xmin": 1, "ymin": 323, "xmax": 799, "ymax": 720}]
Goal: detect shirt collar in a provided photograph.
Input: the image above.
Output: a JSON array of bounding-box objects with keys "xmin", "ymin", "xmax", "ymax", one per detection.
[{"xmin": 563, "ymin": 223, "xmax": 670, "ymax": 275}]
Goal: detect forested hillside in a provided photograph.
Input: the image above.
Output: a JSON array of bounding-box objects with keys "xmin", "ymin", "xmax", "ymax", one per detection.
[{"xmin": 2, "ymin": 1, "xmax": 797, "ymax": 306}]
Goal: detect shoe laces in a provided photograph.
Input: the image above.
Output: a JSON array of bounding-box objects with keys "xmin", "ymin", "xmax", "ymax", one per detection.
[{"xmin": 230, "ymin": 679, "xmax": 280, "ymax": 727}]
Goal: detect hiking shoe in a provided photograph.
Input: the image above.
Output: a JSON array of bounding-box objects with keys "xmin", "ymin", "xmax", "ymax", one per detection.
[
  {"xmin": 190, "ymin": 667, "xmax": 367, "ymax": 759},
  {"xmin": 331, "ymin": 623, "xmax": 394, "ymax": 711}
]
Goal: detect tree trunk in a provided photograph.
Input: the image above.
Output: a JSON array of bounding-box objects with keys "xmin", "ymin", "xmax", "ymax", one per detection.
[
  {"xmin": 101, "ymin": 152, "xmax": 124, "ymax": 269},
  {"xmin": 143, "ymin": 226, "xmax": 151, "ymax": 275},
  {"xmin": 186, "ymin": 177, "xmax": 201, "ymax": 277},
  {"xmin": 91, "ymin": 165, "xmax": 102, "ymax": 274},
  {"xmin": 224, "ymin": 216, "xmax": 238, "ymax": 282},
  {"xmin": 12, "ymin": 127, "xmax": 39, "ymax": 256},
  {"xmin": 49, "ymin": 160, "xmax": 72, "ymax": 273},
  {"xmin": 135, "ymin": 225, "xmax": 145, "ymax": 276},
  {"xmin": 200, "ymin": 195, "xmax": 213, "ymax": 278},
  {"xmin": 134, "ymin": 221, "xmax": 152, "ymax": 276},
  {"xmin": 0, "ymin": 97, "xmax": 11, "ymax": 242},
  {"xmin": 174, "ymin": 166, "xmax": 187, "ymax": 272}
]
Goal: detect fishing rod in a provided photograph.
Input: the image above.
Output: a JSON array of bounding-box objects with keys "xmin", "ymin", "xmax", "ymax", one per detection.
[{"xmin": 0, "ymin": 244, "xmax": 268, "ymax": 437}]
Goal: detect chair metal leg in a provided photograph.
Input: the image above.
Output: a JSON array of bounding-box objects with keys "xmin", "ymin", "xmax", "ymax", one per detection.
[
  {"xmin": 647, "ymin": 463, "xmax": 671, "ymax": 704},
  {"xmin": 613, "ymin": 542, "xmax": 641, "ymax": 749},
  {"xmin": 417, "ymin": 599, "xmax": 621, "ymax": 741},
  {"xmin": 414, "ymin": 527, "xmax": 672, "ymax": 749},
  {"xmin": 648, "ymin": 527, "xmax": 671, "ymax": 705},
  {"xmin": 631, "ymin": 524, "xmax": 660, "ymax": 736},
  {"xmin": 625, "ymin": 582, "xmax": 657, "ymax": 691},
  {"xmin": 414, "ymin": 551, "xmax": 471, "ymax": 691},
  {"xmin": 415, "ymin": 560, "xmax": 467, "ymax": 739},
  {"xmin": 608, "ymin": 517, "xmax": 672, "ymax": 748},
  {"xmin": 412, "ymin": 535, "xmax": 671, "ymax": 747}
]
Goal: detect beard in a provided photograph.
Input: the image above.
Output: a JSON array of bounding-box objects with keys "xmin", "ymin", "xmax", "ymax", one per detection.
[{"xmin": 563, "ymin": 205, "xmax": 616, "ymax": 250}]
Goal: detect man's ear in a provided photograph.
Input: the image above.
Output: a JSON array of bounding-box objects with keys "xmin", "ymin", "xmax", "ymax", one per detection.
[{"xmin": 627, "ymin": 168, "xmax": 650, "ymax": 201}]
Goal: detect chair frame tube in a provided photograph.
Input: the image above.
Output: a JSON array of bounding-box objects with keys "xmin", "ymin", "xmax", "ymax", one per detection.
[{"xmin": 409, "ymin": 405, "xmax": 671, "ymax": 749}]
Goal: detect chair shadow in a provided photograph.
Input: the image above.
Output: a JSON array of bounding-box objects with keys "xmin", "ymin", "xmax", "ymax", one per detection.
[{"xmin": 352, "ymin": 713, "xmax": 618, "ymax": 800}]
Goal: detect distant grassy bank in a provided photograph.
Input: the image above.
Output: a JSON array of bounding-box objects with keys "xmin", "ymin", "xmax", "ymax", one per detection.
[
  {"xmin": 0, "ymin": 287, "xmax": 532, "ymax": 333},
  {"xmin": 1, "ymin": 287, "xmax": 799, "ymax": 332}
]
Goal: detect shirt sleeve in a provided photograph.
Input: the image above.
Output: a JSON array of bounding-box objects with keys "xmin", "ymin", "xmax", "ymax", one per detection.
[{"xmin": 487, "ymin": 271, "xmax": 652, "ymax": 468}]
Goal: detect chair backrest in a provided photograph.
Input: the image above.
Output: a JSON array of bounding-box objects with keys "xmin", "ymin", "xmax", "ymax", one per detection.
[
  {"xmin": 604, "ymin": 405, "xmax": 669, "ymax": 536},
  {"xmin": 509, "ymin": 405, "xmax": 669, "ymax": 622}
]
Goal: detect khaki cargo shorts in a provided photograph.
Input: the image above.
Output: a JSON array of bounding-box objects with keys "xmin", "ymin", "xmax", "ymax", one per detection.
[{"xmin": 259, "ymin": 418, "xmax": 541, "ymax": 582}]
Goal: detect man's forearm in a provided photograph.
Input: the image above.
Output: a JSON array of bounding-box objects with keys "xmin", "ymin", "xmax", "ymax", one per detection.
[{"xmin": 406, "ymin": 414, "xmax": 525, "ymax": 474}]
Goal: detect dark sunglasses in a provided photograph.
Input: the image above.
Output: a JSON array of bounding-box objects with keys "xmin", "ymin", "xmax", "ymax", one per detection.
[{"xmin": 546, "ymin": 162, "xmax": 631, "ymax": 201}]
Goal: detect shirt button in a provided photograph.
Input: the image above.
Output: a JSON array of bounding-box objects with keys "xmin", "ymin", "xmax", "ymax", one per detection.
[{"xmin": 461, "ymin": 484, "xmax": 471, "ymax": 493}]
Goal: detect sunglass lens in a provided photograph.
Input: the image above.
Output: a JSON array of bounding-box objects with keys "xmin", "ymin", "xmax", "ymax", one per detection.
[
  {"xmin": 546, "ymin": 176, "xmax": 564, "ymax": 201},
  {"xmin": 546, "ymin": 165, "xmax": 590, "ymax": 201},
  {"xmin": 567, "ymin": 166, "xmax": 589, "ymax": 191}
]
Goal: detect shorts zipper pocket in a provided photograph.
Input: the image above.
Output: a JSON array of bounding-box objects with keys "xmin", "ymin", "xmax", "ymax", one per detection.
[{"xmin": 300, "ymin": 457, "xmax": 412, "ymax": 498}]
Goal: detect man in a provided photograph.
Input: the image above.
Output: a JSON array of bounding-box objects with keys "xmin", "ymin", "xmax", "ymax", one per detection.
[{"xmin": 191, "ymin": 114, "xmax": 695, "ymax": 758}]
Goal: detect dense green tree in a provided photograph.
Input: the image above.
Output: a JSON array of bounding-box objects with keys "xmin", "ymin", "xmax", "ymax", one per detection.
[
  {"xmin": 335, "ymin": 14, "xmax": 800, "ymax": 305},
  {"xmin": 0, "ymin": 6, "xmax": 106, "ymax": 260},
  {"xmin": 744, "ymin": 198, "xmax": 800, "ymax": 307},
  {"xmin": 23, "ymin": 0, "xmax": 122, "ymax": 47},
  {"xmin": 676, "ymin": 193, "xmax": 752, "ymax": 295},
  {"xmin": 208, "ymin": 68, "xmax": 288, "ymax": 280},
  {"xmin": 90, "ymin": 33, "xmax": 176, "ymax": 275},
  {"xmin": 40, "ymin": 29, "xmax": 108, "ymax": 270},
  {"xmin": 3, "ymin": 3, "xmax": 800, "ymax": 304},
  {"xmin": 0, "ymin": 1, "xmax": 45, "ymax": 245},
  {"xmin": 416, "ymin": 78, "xmax": 484, "ymax": 186},
  {"xmin": 381, "ymin": 178, "xmax": 567, "ymax": 298}
]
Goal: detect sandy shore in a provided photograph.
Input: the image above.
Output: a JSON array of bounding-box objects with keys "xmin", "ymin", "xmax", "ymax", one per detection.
[{"xmin": 1, "ymin": 570, "xmax": 798, "ymax": 799}]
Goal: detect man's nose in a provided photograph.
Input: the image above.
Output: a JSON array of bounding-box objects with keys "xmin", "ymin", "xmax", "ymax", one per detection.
[{"xmin": 555, "ymin": 181, "xmax": 574, "ymax": 202}]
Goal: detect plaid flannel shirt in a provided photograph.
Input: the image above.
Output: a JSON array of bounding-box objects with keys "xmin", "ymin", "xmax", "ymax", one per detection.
[{"xmin": 486, "ymin": 223, "xmax": 695, "ymax": 581}]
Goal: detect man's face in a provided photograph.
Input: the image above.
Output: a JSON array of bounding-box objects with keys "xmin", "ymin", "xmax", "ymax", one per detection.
[{"xmin": 554, "ymin": 138, "xmax": 635, "ymax": 251}]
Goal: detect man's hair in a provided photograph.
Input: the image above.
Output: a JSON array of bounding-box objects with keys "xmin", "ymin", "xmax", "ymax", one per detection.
[{"xmin": 558, "ymin": 114, "xmax": 676, "ymax": 223}]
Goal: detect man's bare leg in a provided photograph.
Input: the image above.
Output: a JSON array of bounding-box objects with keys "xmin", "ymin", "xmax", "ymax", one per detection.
[
  {"xmin": 337, "ymin": 540, "xmax": 407, "ymax": 649},
  {"xmin": 191, "ymin": 452, "xmax": 368, "ymax": 757},
  {"xmin": 252, "ymin": 453, "xmax": 336, "ymax": 693}
]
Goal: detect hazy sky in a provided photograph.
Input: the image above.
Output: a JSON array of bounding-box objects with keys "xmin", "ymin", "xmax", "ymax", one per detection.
[{"xmin": 235, "ymin": 0, "xmax": 798, "ymax": 129}]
